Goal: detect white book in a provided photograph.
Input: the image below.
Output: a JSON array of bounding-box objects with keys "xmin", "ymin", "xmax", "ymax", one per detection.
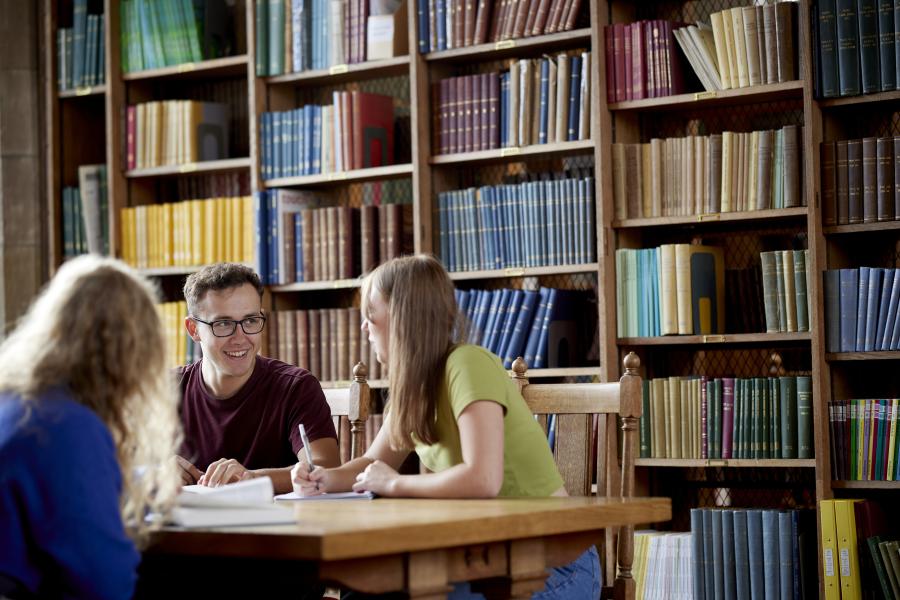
[
  {"xmin": 178, "ymin": 476, "xmax": 275, "ymax": 508},
  {"xmin": 274, "ymin": 490, "xmax": 376, "ymax": 501},
  {"xmin": 167, "ymin": 505, "xmax": 296, "ymax": 528}
]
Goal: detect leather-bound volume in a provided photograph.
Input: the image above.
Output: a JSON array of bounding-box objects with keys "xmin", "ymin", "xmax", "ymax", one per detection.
[
  {"xmin": 847, "ymin": 139, "xmax": 863, "ymax": 223},
  {"xmin": 857, "ymin": 0, "xmax": 879, "ymax": 94},
  {"xmin": 308, "ymin": 309, "xmax": 321, "ymax": 381},
  {"xmin": 486, "ymin": 72, "xmax": 499, "ymax": 150},
  {"xmin": 876, "ymin": 137, "xmax": 894, "ymax": 221},
  {"xmin": 462, "ymin": 74, "xmax": 474, "ymax": 152},
  {"xmin": 821, "ymin": 141, "xmax": 837, "ymax": 226},
  {"xmin": 296, "ymin": 310, "xmax": 309, "ymax": 373},
  {"xmin": 836, "ymin": 140, "xmax": 850, "ymax": 225},
  {"xmin": 774, "ymin": 0, "xmax": 796, "ymax": 82},
  {"xmin": 532, "ymin": 0, "xmax": 553, "ymax": 35},
  {"xmin": 836, "ymin": 0, "xmax": 860, "ymax": 95},
  {"xmin": 336, "ymin": 307, "xmax": 349, "ymax": 381},
  {"xmin": 471, "ymin": 74, "xmax": 482, "ymax": 151},
  {"xmin": 894, "ymin": 136, "xmax": 900, "ymax": 219},
  {"xmin": 511, "ymin": 0, "xmax": 531, "ymax": 38},
  {"xmin": 359, "ymin": 205, "xmax": 379, "ymax": 274},
  {"xmin": 463, "ymin": 0, "xmax": 476, "ymax": 45},
  {"xmin": 762, "ymin": 4, "xmax": 778, "ymax": 85},
  {"xmin": 473, "ymin": 0, "xmax": 491, "ymax": 44},
  {"xmin": 562, "ymin": 0, "xmax": 582, "ymax": 31},
  {"xmin": 862, "ymin": 137, "xmax": 878, "ymax": 223}
]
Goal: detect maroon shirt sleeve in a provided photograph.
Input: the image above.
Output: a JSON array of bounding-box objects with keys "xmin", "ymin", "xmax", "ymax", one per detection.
[{"xmin": 285, "ymin": 372, "xmax": 336, "ymax": 457}]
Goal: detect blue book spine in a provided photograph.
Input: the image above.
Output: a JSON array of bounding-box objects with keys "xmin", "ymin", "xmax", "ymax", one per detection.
[
  {"xmin": 761, "ymin": 510, "xmax": 780, "ymax": 600},
  {"xmin": 722, "ymin": 510, "xmax": 737, "ymax": 600},
  {"xmin": 545, "ymin": 181, "xmax": 556, "ymax": 267},
  {"xmin": 484, "ymin": 289, "xmax": 511, "ymax": 352},
  {"xmin": 268, "ymin": 191, "xmax": 279, "ymax": 285},
  {"xmin": 538, "ymin": 59, "xmax": 550, "ymax": 144},
  {"xmin": 881, "ymin": 268, "xmax": 900, "ymax": 349},
  {"xmin": 496, "ymin": 290, "xmax": 524, "ymax": 357},
  {"xmin": 533, "ymin": 288, "xmax": 559, "ymax": 369},
  {"xmin": 566, "ymin": 55, "xmax": 582, "ymax": 141},
  {"xmin": 777, "ymin": 511, "xmax": 794, "ymax": 600},
  {"xmin": 435, "ymin": 0, "xmax": 446, "ymax": 50},
  {"xmin": 502, "ymin": 290, "xmax": 538, "ymax": 368},
  {"xmin": 875, "ymin": 268, "xmax": 895, "ymax": 347},
  {"xmin": 523, "ymin": 287, "xmax": 551, "ymax": 368},
  {"xmin": 856, "ymin": 266, "xmax": 870, "ymax": 351},
  {"xmin": 472, "ymin": 289, "xmax": 493, "ymax": 345},
  {"xmin": 703, "ymin": 509, "xmax": 716, "ymax": 599},
  {"xmin": 306, "ymin": 106, "xmax": 315, "ymax": 175},
  {"xmin": 416, "ymin": 0, "xmax": 429, "ymax": 52},
  {"xmin": 840, "ymin": 268, "xmax": 859, "ymax": 352},
  {"xmin": 499, "ymin": 73, "xmax": 509, "ymax": 148},
  {"xmin": 712, "ymin": 510, "xmax": 724, "ymax": 600},
  {"xmin": 477, "ymin": 189, "xmax": 492, "ymax": 271},
  {"xmin": 254, "ymin": 191, "xmax": 269, "ymax": 283},
  {"xmin": 312, "ymin": 105, "xmax": 322, "ymax": 174},
  {"xmin": 746, "ymin": 510, "xmax": 764, "ymax": 600},
  {"xmin": 733, "ymin": 510, "xmax": 751, "ymax": 600},
  {"xmin": 478, "ymin": 290, "xmax": 500, "ymax": 347},
  {"xmin": 865, "ymin": 267, "xmax": 883, "ymax": 351},
  {"xmin": 690, "ymin": 508, "xmax": 706, "ymax": 600},
  {"xmin": 488, "ymin": 187, "xmax": 504, "ymax": 269}
]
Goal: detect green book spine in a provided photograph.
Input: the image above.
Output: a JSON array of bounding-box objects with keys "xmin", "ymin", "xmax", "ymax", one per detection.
[
  {"xmin": 255, "ymin": 0, "xmax": 268, "ymax": 75},
  {"xmin": 797, "ymin": 376, "xmax": 813, "ymax": 459},
  {"xmin": 793, "ymin": 250, "xmax": 809, "ymax": 331},
  {"xmin": 769, "ymin": 377, "xmax": 781, "ymax": 459},
  {"xmin": 268, "ymin": 0, "xmax": 284, "ymax": 76},
  {"xmin": 867, "ymin": 535, "xmax": 895, "ymax": 600},
  {"xmin": 761, "ymin": 377, "xmax": 771, "ymax": 459},
  {"xmin": 752, "ymin": 378, "xmax": 762, "ymax": 459},
  {"xmin": 779, "ymin": 376, "xmax": 798, "ymax": 459}
]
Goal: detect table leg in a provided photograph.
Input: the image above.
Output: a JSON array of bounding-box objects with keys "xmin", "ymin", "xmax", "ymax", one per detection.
[
  {"xmin": 508, "ymin": 539, "xmax": 549, "ymax": 599},
  {"xmin": 408, "ymin": 550, "xmax": 454, "ymax": 600}
]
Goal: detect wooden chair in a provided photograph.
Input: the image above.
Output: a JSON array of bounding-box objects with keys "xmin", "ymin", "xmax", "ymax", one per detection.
[
  {"xmin": 322, "ymin": 362, "xmax": 371, "ymax": 461},
  {"xmin": 510, "ymin": 352, "xmax": 642, "ymax": 600}
]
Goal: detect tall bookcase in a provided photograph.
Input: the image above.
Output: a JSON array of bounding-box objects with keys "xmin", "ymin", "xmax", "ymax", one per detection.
[{"xmin": 41, "ymin": 0, "xmax": 898, "ymax": 596}]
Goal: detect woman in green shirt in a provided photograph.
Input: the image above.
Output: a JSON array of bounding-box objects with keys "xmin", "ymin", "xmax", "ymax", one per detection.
[{"xmin": 291, "ymin": 254, "xmax": 600, "ymax": 598}]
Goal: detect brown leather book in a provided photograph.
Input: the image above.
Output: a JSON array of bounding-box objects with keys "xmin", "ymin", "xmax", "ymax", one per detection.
[
  {"xmin": 847, "ymin": 139, "xmax": 863, "ymax": 223},
  {"xmin": 821, "ymin": 141, "xmax": 837, "ymax": 226},
  {"xmin": 378, "ymin": 203, "xmax": 388, "ymax": 262},
  {"xmin": 490, "ymin": 0, "xmax": 508, "ymax": 42},
  {"xmin": 544, "ymin": 0, "xmax": 565, "ymax": 34},
  {"xmin": 311, "ymin": 208, "xmax": 322, "ymax": 281},
  {"xmin": 434, "ymin": 81, "xmax": 445, "ymax": 154},
  {"xmin": 511, "ymin": 0, "xmax": 531, "ymax": 38},
  {"xmin": 894, "ymin": 137, "xmax": 900, "ymax": 220},
  {"xmin": 473, "ymin": 0, "xmax": 492, "ymax": 44},
  {"xmin": 300, "ymin": 207, "xmax": 314, "ymax": 281},
  {"xmin": 337, "ymin": 206, "xmax": 352, "ymax": 279},
  {"xmin": 836, "ymin": 140, "xmax": 849, "ymax": 225},
  {"xmin": 308, "ymin": 309, "xmax": 321, "ymax": 380},
  {"xmin": 359, "ymin": 205, "xmax": 379, "ymax": 274},
  {"xmin": 447, "ymin": 77, "xmax": 459, "ymax": 154},
  {"xmin": 326, "ymin": 206, "xmax": 338, "ymax": 280},
  {"xmin": 523, "ymin": 0, "xmax": 539, "ymax": 36},
  {"xmin": 454, "ymin": 0, "xmax": 465, "ymax": 46},
  {"xmin": 347, "ymin": 307, "xmax": 360, "ymax": 380},
  {"xmin": 283, "ymin": 212, "xmax": 297, "ymax": 284},
  {"xmin": 337, "ymin": 307, "xmax": 349, "ymax": 381},
  {"xmin": 283, "ymin": 310, "xmax": 297, "ymax": 367},
  {"xmin": 774, "ymin": 1, "xmax": 796, "ymax": 82},
  {"xmin": 462, "ymin": 75, "xmax": 474, "ymax": 152},
  {"xmin": 327, "ymin": 309, "xmax": 338, "ymax": 382},
  {"xmin": 562, "ymin": 0, "xmax": 583, "ymax": 32},
  {"xmin": 296, "ymin": 310, "xmax": 310, "ymax": 372},
  {"xmin": 464, "ymin": 0, "xmax": 476, "ymax": 45},
  {"xmin": 782, "ymin": 124, "xmax": 801, "ymax": 208},
  {"xmin": 876, "ymin": 137, "xmax": 894, "ymax": 221},
  {"xmin": 531, "ymin": 0, "xmax": 553, "ymax": 35},
  {"xmin": 471, "ymin": 74, "xmax": 483, "ymax": 151},
  {"xmin": 487, "ymin": 72, "xmax": 500, "ymax": 149},
  {"xmin": 862, "ymin": 137, "xmax": 878, "ymax": 223},
  {"xmin": 274, "ymin": 312, "xmax": 285, "ymax": 364}
]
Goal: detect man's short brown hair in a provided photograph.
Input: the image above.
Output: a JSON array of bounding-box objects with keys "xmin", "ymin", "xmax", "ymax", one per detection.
[{"xmin": 183, "ymin": 263, "xmax": 264, "ymax": 315}]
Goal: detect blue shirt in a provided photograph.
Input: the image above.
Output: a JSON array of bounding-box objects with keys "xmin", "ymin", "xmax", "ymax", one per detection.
[{"xmin": 0, "ymin": 388, "xmax": 139, "ymax": 599}]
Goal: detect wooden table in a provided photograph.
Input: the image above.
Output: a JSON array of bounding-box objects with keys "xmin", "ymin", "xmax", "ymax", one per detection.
[{"xmin": 144, "ymin": 496, "xmax": 670, "ymax": 599}]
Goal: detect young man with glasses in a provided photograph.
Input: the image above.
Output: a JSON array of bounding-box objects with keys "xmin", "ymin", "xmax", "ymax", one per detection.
[{"xmin": 176, "ymin": 263, "xmax": 340, "ymax": 493}]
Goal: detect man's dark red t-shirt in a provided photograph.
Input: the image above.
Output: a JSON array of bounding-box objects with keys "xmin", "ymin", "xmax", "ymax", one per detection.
[{"xmin": 177, "ymin": 356, "xmax": 336, "ymax": 470}]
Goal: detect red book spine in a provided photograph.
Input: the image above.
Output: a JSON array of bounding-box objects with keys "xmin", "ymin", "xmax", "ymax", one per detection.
[
  {"xmin": 487, "ymin": 72, "xmax": 499, "ymax": 149},
  {"xmin": 472, "ymin": 73, "xmax": 483, "ymax": 151}
]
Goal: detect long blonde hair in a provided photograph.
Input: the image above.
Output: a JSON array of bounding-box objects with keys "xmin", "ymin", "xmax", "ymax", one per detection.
[
  {"xmin": 0, "ymin": 255, "xmax": 181, "ymax": 546},
  {"xmin": 361, "ymin": 255, "xmax": 462, "ymax": 448}
]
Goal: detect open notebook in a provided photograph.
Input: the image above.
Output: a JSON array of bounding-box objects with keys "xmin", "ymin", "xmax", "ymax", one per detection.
[
  {"xmin": 161, "ymin": 477, "xmax": 297, "ymax": 528},
  {"xmin": 275, "ymin": 490, "xmax": 376, "ymax": 501}
]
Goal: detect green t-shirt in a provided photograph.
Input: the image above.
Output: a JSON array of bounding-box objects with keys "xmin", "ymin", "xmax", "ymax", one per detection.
[{"xmin": 414, "ymin": 344, "xmax": 564, "ymax": 497}]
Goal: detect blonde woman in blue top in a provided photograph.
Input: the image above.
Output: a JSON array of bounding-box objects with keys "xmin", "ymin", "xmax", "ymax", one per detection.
[{"xmin": 292, "ymin": 254, "xmax": 600, "ymax": 599}]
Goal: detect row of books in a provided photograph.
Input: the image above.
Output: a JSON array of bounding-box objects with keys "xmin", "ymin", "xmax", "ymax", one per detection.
[
  {"xmin": 683, "ymin": 3, "xmax": 796, "ymax": 94},
  {"xmin": 415, "ymin": 0, "xmax": 582, "ymax": 53},
  {"xmin": 158, "ymin": 300, "xmax": 201, "ymax": 369},
  {"xmin": 829, "ymin": 398, "xmax": 900, "ymax": 482},
  {"xmin": 255, "ymin": 0, "xmax": 402, "ymax": 74},
  {"xmin": 633, "ymin": 531, "xmax": 692, "ymax": 599},
  {"xmin": 433, "ymin": 53, "xmax": 590, "ymax": 155},
  {"xmin": 615, "ymin": 244, "xmax": 725, "ymax": 338},
  {"xmin": 455, "ymin": 287, "xmax": 585, "ymax": 370},
  {"xmin": 61, "ymin": 164, "xmax": 110, "ymax": 259},
  {"xmin": 690, "ymin": 507, "xmax": 817, "ymax": 600},
  {"xmin": 57, "ymin": 1, "xmax": 105, "ymax": 90},
  {"xmin": 119, "ymin": 0, "xmax": 229, "ymax": 73},
  {"xmin": 436, "ymin": 176, "xmax": 595, "ymax": 273},
  {"xmin": 819, "ymin": 499, "xmax": 897, "ymax": 599},
  {"xmin": 120, "ymin": 196, "xmax": 255, "ymax": 270},
  {"xmin": 611, "ymin": 125, "xmax": 804, "ymax": 220},
  {"xmin": 260, "ymin": 91, "xmax": 394, "ymax": 180},
  {"xmin": 126, "ymin": 101, "xmax": 231, "ymax": 170},
  {"xmin": 254, "ymin": 189, "xmax": 412, "ymax": 286},
  {"xmin": 820, "ymin": 137, "xmax": 900, "ymax": 226},
  {"xmin": 640, "ymin": 375, "xmax": 813, "ymax": 461},
  {"xmin": 174, "ymin": 171, "xmax": 251, "ymax": 203},
  {"xmin": 814, "ymin": 0, "xmax": 900, "ymax": 98},
  {"xmin": 269, "ymin": 308, "xmax": 384, "ymax": 384},
  {"xmin": 760, "ymin": 249, "xmax": 811, "ymax": 334},
  {"xmin": 823, "ymin": 267, "xmax": 900, "ymax": 353}
]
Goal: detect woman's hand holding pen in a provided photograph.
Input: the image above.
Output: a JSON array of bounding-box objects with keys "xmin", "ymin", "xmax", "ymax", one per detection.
[
  {"xmin": 291, "ymin": 461, "xmax": 327, "ymax": 496},
  {"xmin": 352, "ymin": 460, "xmax": 399, "ymax": 496}
]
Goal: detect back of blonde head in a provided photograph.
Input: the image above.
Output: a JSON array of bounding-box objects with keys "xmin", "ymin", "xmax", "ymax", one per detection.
[
  {"xmin": 361, "ymin": 254, "xmax": 462, "ymax": 448},
  {"xmin": 0, "ymin": 255, "xmax": 181, "ymax": 545}
]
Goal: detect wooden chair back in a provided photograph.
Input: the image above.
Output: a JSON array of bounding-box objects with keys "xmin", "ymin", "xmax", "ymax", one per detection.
[
  {"xmin": 322, "ymin": 362, "xmax": 370, "ymax": 461},
  {"xmin": 511, "ymin": 352, "xmax": 642, "ymax": 600}
]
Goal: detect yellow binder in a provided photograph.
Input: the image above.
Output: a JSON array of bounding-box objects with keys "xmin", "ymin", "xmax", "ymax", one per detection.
[
  {"xmin": 819, "ymin": 499, "xmax": 841, "ymax": 600},
  {"xmin": 833, "ymin": 499, "xmax": 862, "ymax": 600}
]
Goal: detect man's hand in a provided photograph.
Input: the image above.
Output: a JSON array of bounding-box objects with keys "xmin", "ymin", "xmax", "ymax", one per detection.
[
  {"xmin": 175, "ymin": 455, "xmax": 203, "ymax": 485},
  {"xmin": 352, "ymin": 460, "xmax": 400, "ymax": 496},
  {"xmin": 198, "ymin": 458, "xmax": 254, "ymax": 487}
]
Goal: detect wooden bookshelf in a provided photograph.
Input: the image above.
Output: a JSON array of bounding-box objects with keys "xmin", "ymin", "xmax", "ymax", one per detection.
[
  {"xmin": 825, "ymin": 351, "xmax": 900, "ymax": 362},
  {"xmin": 121, "ymin": 55, "xmax": 249, "ymax": 81},
  {"xmin": 618, "ymin": 332, "xmax": 813, "ymax": 346},
  {"xmin": 636, "ymin": 459, "xmax": 817, "ymax": 468},
  {"xmin": 124, "ymin": 157, "xmax": 252, "ymax": 179},
  {"xmin": 831, "ymin": 480, "xmax": 900, "ymax": 490},
  {"xmin": 266, "ymin": 56, "xmax": 410, "ymax": 86},
  {"xmin": 265, "ymin": 163, "xmax": 414, "ymax": 188},
  {"xmin": 270, "ymin": 278, "xmax": 363, "ymax": 292},
  {"xmin": 448, "ymin": 263, "xmax": 599, "ymax": 281},
  {"xmin": 429, "ymin": 140, "xmax": 595, "ymax": 167},
  {"xmin": 823, "ymin": 221, "xmax": 900, "ymax": 235},
  {"xmin": 817, "ymin": 89, "xmax": 900, "ymax": 108},
  {"xmin": 58, "ymin": 85, "xmax": 107, "ymax": 99},
  {"xmin": 424, "ymin": 28, "xmax": 592, "ymax": 62},
  {"xmin": 608, "ymin": 80, "xmax": 804, "ymax": 112},
  {"xmin": 613, "ymin": 207, "xmax": 808, "ymax": 229}
]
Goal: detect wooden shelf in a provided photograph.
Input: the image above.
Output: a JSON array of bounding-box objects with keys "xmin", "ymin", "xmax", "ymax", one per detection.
[
  {"xmin": 58, "ymin": 85, "xmax": 106, "ymax": 98},
  {"xmin": 818, "ymin": 89, "xmax": 900, "ymax": 108},
  {"xmin": 270, "ymin": 278, "xmax": 362, "ymax": 292},
  {"xmin": 636, "ymin": 458, "xmax": 816, "ymax": 468},
  {"xmin": 430, "ymin": 140, "xmax": 594, "ymax": 167},
  {"xmin": 614, "ymin": 207, "xmax": 808, "ymax": 229},
  {"xmin": 832, "ymin": 480, "xmax": 900, "ymax": 489},
  {"xmin": 618, "ymin": 332, "xmax": 812, "ymax": 346},
  {"xmin": 449, "ymin": 263, "xmax": 598, "ymax": 281},
  {"xmin": 425, "ymin": 29, "xmax": 591, "ymax": 63},
  {"xmin": 321, "ymin": 379, "xmax": 388, "ymax": 390},
  {"xmin": 125, "ymin": 157, "xmax": 252, "ymax": 178},
  {"xmin": 266, "ymin": 56, "xmax": 410, "ymax": 86},
  {"xmin": 608, "ymin": 80, "xmax": 804, "ymax": 112},
  {"xmin": 825, "ymin": 351, "xmax": 900, "ymax": 361},
  {"xmin": 823, "ymin": 220, "xmax": 900, "ymax": 234},
  {"xmin": 122, "ymin": 55, "xmax": 249, "ymax": 81},
  {"xmin": 518, "ymin": 367, "xmax": 602, "ymax": 378},
  {"xmin": 265, "ymin": 163, "xmax": 413, "ymax": 188}
]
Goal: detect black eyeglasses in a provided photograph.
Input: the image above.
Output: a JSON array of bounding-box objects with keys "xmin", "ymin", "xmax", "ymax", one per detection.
[{"xmin": 191, "ymin": 315, "xmax": 266, "ymax": 337}]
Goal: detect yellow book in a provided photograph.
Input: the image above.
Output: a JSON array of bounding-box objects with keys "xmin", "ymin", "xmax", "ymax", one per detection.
[
  {"xmin": 833, "ymin": 499, "xmax": 862, "ymax": 600},
  {"xmin": 720, "ymin": 9, "xmax": 738, "ymax": 89},
  {"xmin": 163, "ymin": 203, "xmax": 174, "ymax": 266},
  {"xmin": 668, "ymin": 377, "xmax": 682, "ymax": 459},
  {"xmin": 652, "ymin": 378, "xmax": 667, "ymax": 458},
  {"xmin": 710, "ymin": 11, "xmax": 732, "ymax": 90},
  {"xmin": 658, "ymin": 244, "xmax": 678, "ymax": 335},
  {"xmin": 191, "ymin": 200, "xmax": 202, "ymax": 266},
  {"xmin": 674, "ymin": 244, "xmax": 693, "ymax": 334},
  {"xmin": 230, "ymin": 196, "xmax": 241, "ymax": 262},
  {"xmin": 721, "ymin": 131, "xmax": 734, "ymax": 212},
  {"xmin": 747, "ymin": 130, "xmax": 759, "ymax": 212},
  {"xmin": 820, "ymin": 499, "xmax": 841, "ymax": 600},
  {"xmin": 215, "ymin": 197, "xmax": 227, "ymax": 263},
  {"xmin": 887, "ymin": 398, "xmax": 898, "ymax": 480},
  {"xmin": 641, "ymin": 143, "xmax": 652, "ymax": 218},
  {"xmin": 730, "ymin": 7, "xmax": 749, "ymax": 88},
  {"xmin": 243, "ymin": 196, "xmax": 254, "ymax": 264}
]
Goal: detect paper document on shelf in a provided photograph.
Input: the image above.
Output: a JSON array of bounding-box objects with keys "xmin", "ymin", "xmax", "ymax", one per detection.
[
  {"xmin": 274, "ymin": 490, "xmax": 376, "ymax": 501},
  {"xmin": 178, "ymin": 476, "xmax": 274, "ymax": 508}
]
